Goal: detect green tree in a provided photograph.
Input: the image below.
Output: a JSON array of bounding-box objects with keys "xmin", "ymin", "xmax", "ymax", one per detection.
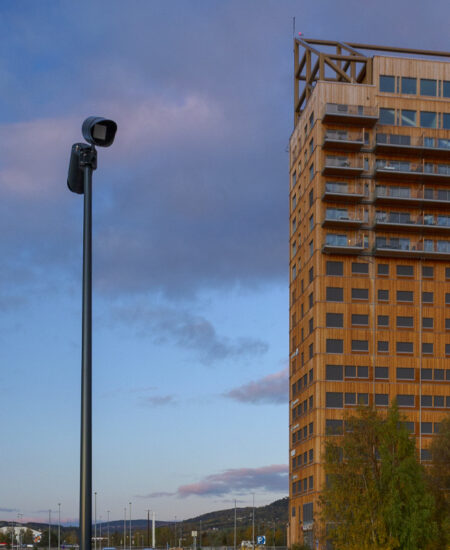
[
  {"xmin": 320, "ymin": 405, "xmax": 437, "ymax": 550},
  {"xmin": 427, "ymin": 414, "xmax": 450, "ymax": 549}
]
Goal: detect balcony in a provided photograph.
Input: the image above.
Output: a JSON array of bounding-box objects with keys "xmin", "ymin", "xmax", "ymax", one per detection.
[
  {"xmin": 374, "ymin": 238, "xmax": 450, "ymax": 259},
  {"xmin": 374, "ymin": 186, "xmax": 450, "ymax": 208},
  {"xmin": 322, "ymin": 233, "xmax": 369, "ymax": 255},
  {"xmin": 374, "ymin": 212, "xmax": 450, "ymax": 234},
  {"xmin": 323, "ymin": 156, "xmax": 365, "ymax": 177},
  {"xmin": 322, "ymin": 103, "xmax": 379, "ymax": 126},
  {"xmin": 322, "ymin": 181, "xmax": 369, "ymax": 203},
  {"xmin": 323, "ymin": 207, "xmax": 368, "ymax": 229},
  {"xmin": 323, "ymin": 130, "xmax": 366, "ymax": 151},
  {"xmin": 375, "ymin": 160, "xmax": 450, "ymax": 183},
  {"xmin": 375, "ymin": 133, "xmax": 450, "ymax": 159}
]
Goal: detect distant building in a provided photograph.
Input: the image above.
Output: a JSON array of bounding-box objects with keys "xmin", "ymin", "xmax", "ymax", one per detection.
[{"xmin": 289, "ymin": 38, "xmax": 450, "ymax": 548}]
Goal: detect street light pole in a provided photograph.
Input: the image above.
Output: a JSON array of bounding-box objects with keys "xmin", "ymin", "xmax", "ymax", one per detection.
[
  {"xmin": 94, "ymin": 492, "xmax": 97, "ymax": 550},
  {"xmin": 129, "ymin": 503, "xmax": 132, "ymax": 550},
  {"xmin": 107, "ymin": 511, "xmax": 110, "ymax": 548},
  {"xmin": 234, "ymin": 500, "xmax": 237, "ymax": 550},
  {"xmin": 252, "ymin": 494, "xmax": 255, "ymax": 550},
  {"xmin": 58, "ymin": 503, "xmax": 61, "ymax": 550},
  {"xmin": 49, "ymin": 509, "xmax": 52, "ymax": 550}
]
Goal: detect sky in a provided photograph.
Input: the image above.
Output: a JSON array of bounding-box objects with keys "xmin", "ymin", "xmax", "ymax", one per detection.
[{"xmin": 1, "ymin": 0, "xmax": 449, "ymax": 527}]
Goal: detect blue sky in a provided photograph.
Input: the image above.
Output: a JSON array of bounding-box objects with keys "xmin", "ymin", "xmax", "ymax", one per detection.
[{"xmin": 1, "ymin": 0, "xmax": 449, "ymax": 525}]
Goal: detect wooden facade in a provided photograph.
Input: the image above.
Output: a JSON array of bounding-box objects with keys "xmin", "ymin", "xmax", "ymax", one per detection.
[{"xmin": 289, "ymin": 41, "xmax": 450, "ymax": 549}]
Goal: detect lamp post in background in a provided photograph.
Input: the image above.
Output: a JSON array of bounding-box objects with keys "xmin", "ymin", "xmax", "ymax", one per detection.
[
  {"xmin": 58, "ymin": 503, "xmax": 61, "ymax": 550},
  {"xmin": 48, "ymin": 510, "xmax": 52, "ymax": 550},
  {"xmin": 107, "ymin": 511, "xmax": 110, "ymax": 547},
  {"xmin": 67, "ymin": 117, "xmax": 117, "ymax": 550}
]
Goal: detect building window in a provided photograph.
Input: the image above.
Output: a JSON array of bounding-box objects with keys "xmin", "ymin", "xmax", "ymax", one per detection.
[
  {"xmin": 420, "ymin": 78, "xmax": 437, "ymax": 96},
  {"xmin": 309, "ymin": 292, "xmax": 313, "ymax": 309},
  {"xmin": 397, "ymin": 367, "xmax": 415, "ymax": 380},
  {"xmin": 421, "ymin": 422, "xmax": 433, "ymax": 434},
  {"xmin": 379, "ymin": 108, "xmax": 395, "ymax": 125},
  {"xmin": 375, "ymin": 366, "xmax": 389, "ymax": 379},
  {"xmin": 358, "ymin": 366, "xmax": 369, "ymax": 378},
  {"xmin": 377, "ymin": 263, "xmax": 389, "ymax": 276},
  {"xmin": 421, "ymin": 449, "xmax": 432, "ymax": 461},
  {"xmin": 326, "ymin": 287, "xmax": 343, "ymax": 302},
  {"xmin": 326, "ymin": 313, "xmax": 343, "ymax": 328},
  {"xmin": 446, "ymin": 344, "xmax": 450, "ymax": 356},
  {"xmin": 435, "ymin": 396, "xmax": 444, "ymax": 407},
  {"xmin": 352, "ymin": 288, "xmax": 369, "ymax": 300},
  {"xmin": 421, "ymin": 395, "xmax": 432, "ymax": 407},
  {"xmin": 345, "ymin": 392, "xmax": 356, "ymax": 405},
  {"xmin": 446, "ymin": 293, "xmax": 450, "ymax": 305},
  {"xmin": 444, "ymin": 113, "xmax": 450, "ymax": 130},
  {"xmin": 375, "ymin": 394, "xmax": 388, "ymax": 406},
  {"xmin": 422, "ymin": 291, "xmax": 434, "ymax": 304},
  {"xmin": 422, "ymin": 342, "xmax": 433, "ymax": 355},
  {"xmin": 309, "ymin": 214, "xmax": 314, "ymax": 232},
  {"xmin": 423, "ymin": 317, "xmax": 433, "ymax": 329},
  {"xmin": 345, "ymin": 365, "xmax": 356, "ymax": 378},
  {"xmin": 352, "ymin": 314, "xmax": 368, "ymax": 326},
  {"xmin": 397, "ymin": 264, "xmax": 413, "ymax": 277},
  {"xmin": 422, "ymin": 266, "xmax": 434, "ymax": 278},
  {"xmin": 421, "ymin": 368, "xmax": 432, "ymax": 380},
  {"xmin": 446, "ymin": 319, "xmax": 450, "ymax": 330},
  {"xmin": 309, "ymin": 343, "xmax": 313, "ymax": 359},
  {"xmin": 380, "ymin": 75, "xmax": 395, "ymax": 92},
  {"xmin": 326, "ymin": 392, "xmax": 343, "ymax": 408},
  {"xmin": 378, "ymin": 315, "xmax": 389, "ymax": 327},
  {"xmin": 421, "ymin": 111, "xmax": 437, "ymax": 128},
  {"xmin": 358, "ymin": 393, "xmax": 368, "ymax": 405},
  {"xmin": 309, "ymin": 317, "xmax": 314, "ymax": 334},
  {"xmin": 378, "ymin": 289, "xmax": 389, "ymax": 301},
  {"xmin": 309, "ymin": 266, "xmax": 314, "ymax": 283},
  {"xmin": 352, "ymin": 262, "xmax": 368, "ymax": 274},
  {"xmin": 444, "ymin": 81, "xmax": 450, "ymax": 98},
  {"xmin": 326, "ymin": 339, "xmax": 343, "ymax": 354},
  {"xmin": 326, "ymin": 261, "xmax": 343, "ymax": 276},
  {"xmin": 401, "ymin": 77, "xmax": 417, "ymax": 94},
  {"xmin": 397, "ymin": 394, "xmax": 415, "ymax": 407},
  {"xmin": 397, "ymin": 341, "xmax": 413, "ymax": 354},
  {"xmin": 352, "ymin": 340, "xmax": 368, "ymax": 352},
  {"xmin": 397, "ymin": 316, "xmax": 413, "ymax": 328},
  {"xmin": 309, "ymin": 163, "xmax": 314, "ymax": 181},
  {"xmin": 377, "ymin": 341, "xmax": 389, "ymax": 353},
  {"xmin": 326, "ymin": 419, "xmax": 343, "ymax": 435},
  {"xmin": 326, "ymin": 364, "xmax": 343, "ymax": 380},
  {"xmin": 401, "ymin": 110, "xmax": 416, "ymax": 127},
  {"xmin": 397, "ymin": 290, "xmax": 413, "ymax": 302}
]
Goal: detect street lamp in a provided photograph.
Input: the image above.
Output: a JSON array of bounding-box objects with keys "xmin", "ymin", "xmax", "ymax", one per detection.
[{"xmin": 67, "ymin": 117, "xmax": 117, "ymax": 550}]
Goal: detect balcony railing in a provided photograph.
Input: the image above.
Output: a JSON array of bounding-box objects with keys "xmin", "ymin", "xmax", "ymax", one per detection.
[
  {"xmin": 322, "ymin": 181, "xmax": 369, "ymax": 203},
  {"xmin": 323, "ymin": 103, "xmax": 379, "ymax": 126},
  {"xmin": 323, "ymin": 130, "xmax": 366, "ymax": 151},
  {"xmin": 323, "ymin": 208, "xmax": 368, "ymax": 228},
  {"xmin": 375, "ymin": 160, "xmax": 450, "ymax": 182},
  {"xmin": 375, "ymin": 185, "xmax": 450, "ymax": 207},
  {"xmin": 376, "ymin": 133, "xmax": 450, "ymax": 158},
  {"xmin": 323, "ymin": 156, "xmax": 365, "ymax": 177},
  {"xmin": 374, "ymin": 211, "xmax": 450, "ymax": 233},
  {"xmin": 374, "ymin": 238, "xmax": 450, "ymax": 259},
  {"xmin": 322, "ymin": 233, "xmax": 369, "ymax": 255}
]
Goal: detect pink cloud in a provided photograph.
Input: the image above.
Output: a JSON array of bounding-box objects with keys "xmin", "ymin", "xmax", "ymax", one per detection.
[{"xmin": 223, "ymin": 368, "xmax": 288, "ymax": 404}]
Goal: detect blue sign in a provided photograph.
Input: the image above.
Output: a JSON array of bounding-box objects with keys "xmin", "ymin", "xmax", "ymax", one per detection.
[{"xmin": 257, "ymin": 536, "xmax": 266, "ymax": 545}]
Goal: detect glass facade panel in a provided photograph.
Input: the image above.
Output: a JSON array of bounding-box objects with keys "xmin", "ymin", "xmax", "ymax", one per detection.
[
  {"xmin": 380, "ymin": 75, "xmax": 395, "ymax": 92},
  {"xmin": 421, "ymin": 111, "xmax": 437, "ymax": 128},
  {"xmin": 401, "ymin": 109, "xmax": 416, "ymax": 126},
  {"xmin": 379, "ymin": 108, "xmax": 395, "ymax": 125},
  {"xmin": 401, "ymin": 77, "xmax": 416, "ymax": 94},
  {"xmin": 420, "ymin": 79, "xmax": 437, "ymax": 96}
]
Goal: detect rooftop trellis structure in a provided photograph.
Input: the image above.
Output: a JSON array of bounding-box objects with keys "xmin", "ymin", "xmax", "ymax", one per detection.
[{"xmin": 294, "ymin": 39, "xmax": 450, "ymax": 124}]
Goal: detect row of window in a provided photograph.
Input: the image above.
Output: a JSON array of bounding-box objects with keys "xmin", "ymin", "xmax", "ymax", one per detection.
[
  {"xmin": 325, "ymin": 364, "xmax": 450, "ymax": 382},
  {"xmin": 291, "ymin": 502, "xmax": 314, "ymax": 523},
  {"xmin": 292, "ymin": 476, "xmax": 314, "ymax": 495},
  {"xmin": 326, "ymin": 312, "xmax": 450, "ymax": 330},
  {"xmin": 379, "ymin": 107, "xmax": 450, "ymax": 129},
  {"xmin": 291, "ymin": 368, "xmax": 314, "ymax": 396},
  {"xmin": 325, "ymin": 337, "xmax": 450, "ymax": 356},
  {"xmin": 292, "ymin": 449, "xmax": 314, "ymax": 469},
  {"xmin": 325, "ymin": 419, "xmax": 442, "ymax": 436},
  {"xmin": 326, "ymin": 260, "xmax": 450, "ymax": 279},
  {"xmin": 292, "ymin": 395, "xmax": 314, "ymax": 420},
  {"xmin": 326, "ymin": 392, "xmax": 450, "ymax": 409},
  {"xmin": 379, "ymin": 75, "xmax": 450, "ymax": 97},
  {"xmin": 326, "ymin": 286, "xmax": 450, "ymax": 304},
  {"xmin": 292, "ymin": 422, "xmax": 314, "ymax": 444}
]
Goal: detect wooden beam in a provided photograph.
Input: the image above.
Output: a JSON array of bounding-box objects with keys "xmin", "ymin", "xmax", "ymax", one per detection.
[
  {"xmin": 345, "ymin": 42, "xmax": 450, "ymax": 58},
  {"xmin": 319, "ymin": 53, "xmax": 325, "ymax": 80},
  {"xmin": 324, "ymin": 56, "xmax": 353, "ymax": 82}
]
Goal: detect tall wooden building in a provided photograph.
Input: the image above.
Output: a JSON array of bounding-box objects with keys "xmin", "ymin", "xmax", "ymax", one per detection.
[{"xmin": 288, "ymin": 39, "xmax": 450, "ymax": 548}]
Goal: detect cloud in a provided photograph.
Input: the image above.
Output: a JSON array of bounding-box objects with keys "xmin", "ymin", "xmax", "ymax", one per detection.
[
  {"xmin": 0, "ymin": 507, "xmax": 17, "ymax": 513},
  {"xmin": 141, "ymin": 394, "xmax": 176, "ymax": 407},
  {"xmin": 109, "ymin": 304, "xmax": 268, "ymax": 365},
  {"xmin": 223, "ymin": 368, "xmax": 288, "ymax": 404},
  {"xmin": 135, "ymin": 491, "xmax": 175, "ymax": 499}
]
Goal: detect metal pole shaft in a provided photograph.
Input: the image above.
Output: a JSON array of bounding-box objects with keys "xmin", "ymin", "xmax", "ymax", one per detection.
[
  {"xmin": 80, "ymin": 163, "xmax": 93, "ymax": 550},
  {"xmin": 95, "ymin": 493, "xmax": 97, "ymax": 550},
  {"xmin": 152, "ymin": 511, "xmax": 155, "ymax": 548},
  {"xmin": 49, "ymin": 510, "xmax": 51, "ymax": 550},
  {"xmin": 147, "ymin": 511, "xmax": 150, "ymax": 548},
  {"xmin": 234, "ymin": 500, "xmax": 236, "ymax": 550},
  {"xmin": 58, "ymin": 503, "xmax": 61, "ymax": 550}
]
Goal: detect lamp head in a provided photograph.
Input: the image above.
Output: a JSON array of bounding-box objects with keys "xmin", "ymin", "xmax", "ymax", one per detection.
[{"xmin": 82, "ymin": 116, "xmax": 117, "ymax": 147}]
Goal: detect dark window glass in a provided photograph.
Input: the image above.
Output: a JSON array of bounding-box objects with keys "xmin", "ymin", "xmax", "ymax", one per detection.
[
  {"xmin": 309, "ymin": 368, "xmax": 313, "ymax": 383},
  {"xmin": 421, "ymin": 111, "xmax": 437, "ymax": 128},
  {"xmin": 352, "ymin": 288, "xmax": 369, "ymax": 300},
  {"xmin": 380, "ymin": 75, "xmax": 395, "ymax": 92},
  {"xmin": 326, "ymin": 365, "xmax": 343, "ymax": 381},
  {"xmin": 447, "ymin": 370, "xmax": 450, "ymax": 381},
  {"xmin": 352, "ymin": 340, "xmax": 368, "ymax": 352},
  {"xmin": 375, "ymin": 394, "xmax": 388, "ymax": 406},
  {"xmin": 401, "ymin": 110, "xmax": 416, "ymax": 127},
  {"xmin": 378, "ymin": 264, "xmax": 389, "ymax": 275},
  {"xmin": 401, "ymin": 77, "xmax": 416, "ymax": 94},
  {"xmin": 422, "ymin": 342, "xmax": 433, "ymax": 354},
  {"xmin": 434, "ymin": 396, "xmax": 444, "ymax": 407},
  {"xmin": 309, "ymin": 267, "xmax": 313, "ymax": 283},
  {"xmin": 444, "ymin": 113, "xmax": 450, "ymax": 130},
  {"xmin": 421, "ymin": 395, "xmax": 432, "ymax": 407},
  {"xmin": 357, "ymin": 366, "xmax": 368, "ymax": 378},
  {"xmin": 422, "ymin": 292, "xmax": 434, "ymax": 303},
  {"xmin": 375, "ymin": 367, "xmax": 389, "ymax": 379},
  {"xmin": 309, "ymin": 343, "xmax": 313, "ymax": 359},
  {"xmin": 397, "ymin": 367, "xmax": 415, "ymax": 380},
  {"xmin": 422, "ymin": 266, "xmax": 434, "ymax": 278},
  {"xmin": 421, "ymin": 449, "xmax": 432, "ymax": 461},
  {"xmin": 326, "ymin": 313, "xmax": 343, "ymax": 328},
  {"xmin": 445, "ymin": 319, "xmax": 450, "ymax": 330},
  {"xmin": 446, "ymin": 293, "xmax": 450, "ymax": 304},
  {"xmin": 446, "ymin": 267, "xmax": 450, "ymax": 279},
  {"xmin": 444, "ymin": 81, "xmax": 450, "ymax": 98},
  {"xmin": 397, "ymin": 290, "xmax": 413, "ymax": 302},
  {"xmin": 309, "ymin": 449, "xmax": 314, "ymax": 462},
  {"xmin": 378, "ymin": 341, "xmax": 389, "ymax": 352},
  {"xmin": 345, "ymin": 392, "xmax": 356, "ymax": 405},
  {"xmin": 326, "ymin": 392, "xmax": 343, "ymax": 408},
  {"xmin": 378, "ymin": 315, "xmax": 389, "ymax": 327},
  {"xmin": 345, "ymin": 365, "xmax": 356, "ymax": 378},
  {"xmin": 309, "ymin": 293, "xmax": 313, "ymax": 308},
  {"xmin": 326, "ymin": 261, "xmax": 343, "ymax": 276},
  {"xmin": 397, "ymin": 316, "xmax": 413, "ymax": 328},
  {"xmin": 421, "ymin": 422, "xmax": 432, "ymax": 434},
  {"xmin": 309, "ymin": 317, "xmax": 313, "ymax": 334},
  {"xmin": 326, "ymin": 287, "xmax": 343, "ymax": 302},
  {"xmin": 404, "ymin": 422, "xmax": 415, "ymax": 433},
  {"xmin": 397, "ymin": 394, "xmax": 415, "ymax": 407},
  {"xmin": 434, "ymin": 369, "xmax": 444, "ymax": 381},
  {"xmin": 352, "ymin": 314, "xmax": 368, "ymax": 326},
  {"xmin": 446, "ymin": 344, "xmax": 450, "ymax": 356},
  {"xmin": 379, "ymin": 108, "xmax": 395, "ymax": 125},
  {"xmin": 352, "ymin": 262, "xmax": 368, "ymax": 274},
  {"xmin": 358, "ymin": 393, "xmax": 368, "ymax": 405},
  {"xmin": 423, "ymin": 317, "xmax": 433, "ymax": 329},
  {"xmin": 309, "ymin": 163, "xmax": 314, "ymax": 181},
  {"xmin": 378, "ymin": 289, "xmax": 389, "ymax": 301},
  {"xmin": 420, "ymin": 79, "xmax": 437, "ymax": 96},
  {"xmin": 397, "ymin": 265, "xmax": 413, "ymax": 277},
  {"xmin": 326, "ymin": 419, "xmax": 343, "ymax": 435},
  {"xmin": 421, "ymin": 368, "xmax": 432, "ymax": 380},
  {"xmin": 326, "ymin": 339, "xmax": 343, "ymax": 354},
  {"xmin": 397, "ymin": 341, "xmax": 413, "ymax": 353}
]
